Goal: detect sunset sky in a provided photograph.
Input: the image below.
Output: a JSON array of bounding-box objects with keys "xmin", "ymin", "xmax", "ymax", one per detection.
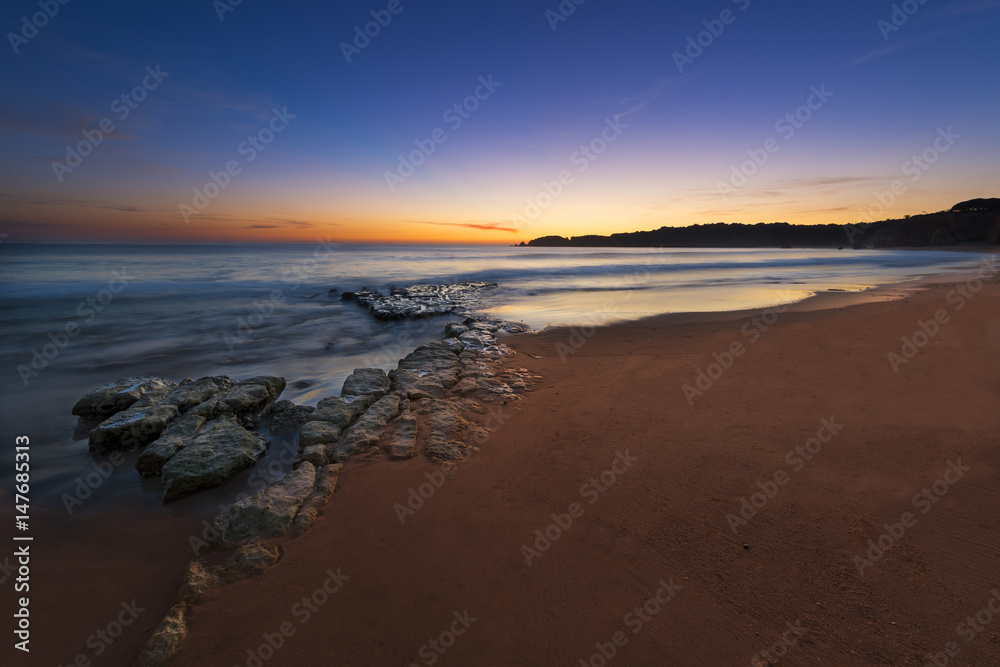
[{"xmin": 1, "ymin": 0, "xmax": 997, "ymax": 243}]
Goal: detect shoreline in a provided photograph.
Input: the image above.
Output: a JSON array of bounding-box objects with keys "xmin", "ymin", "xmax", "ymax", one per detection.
[{"xmin": 4, "ymin": 258, "xmax": 1000, "ymax": 665}]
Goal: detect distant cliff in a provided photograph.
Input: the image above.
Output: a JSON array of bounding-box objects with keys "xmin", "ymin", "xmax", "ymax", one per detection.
[{"xmin": 525, "ymin": 199, "xmax": 1000, "ymax": 249}]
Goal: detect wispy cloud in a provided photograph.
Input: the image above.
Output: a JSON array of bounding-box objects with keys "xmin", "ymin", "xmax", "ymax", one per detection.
[
  {"xmin": 614, "ymin": 77, "xmax": 682, "ymax": 121},
  {"xmin": 852, "ymin": 20, "xmax": 997, "ymax": 65},
  {"xmin": 412, "ymin": 220, "xmax": 518, "ymax": 233}
]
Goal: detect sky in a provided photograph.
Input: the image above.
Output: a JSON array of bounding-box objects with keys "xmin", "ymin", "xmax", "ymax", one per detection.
[{"xmin": 0, "ymin": 0, "xmax": 997, "ymax": 243}]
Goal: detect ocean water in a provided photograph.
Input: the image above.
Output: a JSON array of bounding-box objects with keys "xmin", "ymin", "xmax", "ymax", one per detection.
[{"xmin": 0, "ymin": 242, "xmax": 990, "ymax": 514}]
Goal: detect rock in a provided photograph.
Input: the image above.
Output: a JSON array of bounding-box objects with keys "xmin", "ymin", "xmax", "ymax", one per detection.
[
  {"xmin": 160, "ymin": 417, "xmax": 269, "ymax": 502},
  {"xmin": 136, "ymin": 604, "xmax": 187, "ymax": 667},
  {"xmin": 307, "ymin": 398, "xmax": 369, "ymax": 430},
  {"xmin": 224, "ymin": 539, "xmax": 280, "ymax": 577},
  {"xmin": 389, "ymin": 368, "xmax": 446, "ymax": 400},
  {"xmin": 298, "ymin": 421, "xmax": 343, "ymax": 449},
  {"xmin": 212, "ymin": 462, "xmax": 317, "ymax": 545},
  {"xmin": 260, "ymin": 400, "xmax": 316, "ymax": 433},
  {"xmin": 332, "ymin": 394, "xmax": 401, "ymax": 461},
  {"xmin": 216, "ymin": 376, "xmax": 285, "ymax": 427},
  {"xmin": 290, "ymin": 463, "xmax": 343, "ymax": 535},
  {"xmin": 135, "ymin": 414, "xmax": 206, "ymax": 477},
  {"xmin": 162, "ymin": 376, "xmax": 234, "ymax": 413},
  {"xmin": 88, "ymin": 404, "xmax": 180, "ymax": 455},
  {"xmin": 341, "ymin": 368, "xmax": 390, "ymax": 400},
  {"xmin": 72, "ymin": 377, "xmax": 176, "ymax": 420},
  {"xmin": 342, "ymin": 281, "xmax": 498, "ymax": 320},
  {"xmin": 445, "ymin": 322, "xmax": 469, "ymax": 338},
  {"xmin": 454, "ymin": 377, "xmax": 478, "ymax": 395},
  {"xmin": 415, "ymin": 398, "xmax": 489, "ymax": 462},
  {"xmin": 299, "ymin": 444, "xmax": 328, "ymax": 467},
  {"xmin": 177, "ymin": 560, "xmax": 221, "ymax": 604},
  {"xmin": 384, "ymin": 411, "xmax": 418, "ymax": 459}
]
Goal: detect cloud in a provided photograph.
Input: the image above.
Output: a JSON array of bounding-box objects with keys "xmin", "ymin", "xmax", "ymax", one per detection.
[
  {"xmin": 412, "ymin": 220, "xmax": 519, "ymax": 233},
  {"xmin": 852, "ymin": 20, "xmax": 998, "ymax": 65},
  {"xmin": 614, "ymin": 77, "xmax": 682, "ymax": 121}
]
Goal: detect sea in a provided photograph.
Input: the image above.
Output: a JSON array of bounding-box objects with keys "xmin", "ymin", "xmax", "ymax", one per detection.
[{"xmin": 0, "ymin": 242, "xmax": 991, "ymax": 515}]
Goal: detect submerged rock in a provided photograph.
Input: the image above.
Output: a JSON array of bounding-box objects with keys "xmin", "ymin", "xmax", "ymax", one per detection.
[
  {"xmin": 259, "ymin": 400, "xmax": 316, "ymax": 433},
  {"xmin": 72, "ymin": 377, "xmax": 176, "ymax": 421},
  {"xmin": 160, "ymin": 417, "xmax": 269, "ymax": 502},
  {"xmin": 341, "ymin": 281, "xmax": 498, "ymax": 320},
  {"xmin": 212, "ymin": 461, "xmax": 317, "ymax": 545}
]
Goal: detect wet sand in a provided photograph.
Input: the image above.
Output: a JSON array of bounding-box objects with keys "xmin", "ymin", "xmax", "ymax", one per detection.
[{"xmin": 7, "ymin": 261, "xmax": 1000, "ymax": 666}]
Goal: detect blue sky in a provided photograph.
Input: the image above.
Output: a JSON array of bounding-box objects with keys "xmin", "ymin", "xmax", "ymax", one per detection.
[{"xmin": 1, "ymin": 0, "xmax": 998, "ymax": 242}]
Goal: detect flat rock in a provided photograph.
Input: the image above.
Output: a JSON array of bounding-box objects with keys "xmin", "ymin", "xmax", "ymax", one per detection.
[
  {"xmin": 260, "ymin": 400, "xmax": 316, "ymax": 433},
  {"xmin": 136, "ymin": 413, "xmax": 207, "ymax": 477},
  {"xmin": 162, "ymin": 376, "xmax": 234, "ymax": 413},
  {"xmin": 212, "ymin": 461, "xmax": 317, "ymax": 545},
  {"xmin": 342, "ymin": 281, "xmax": 498, "ymax": 320},
  {"xmin": 299, "ymin": 444, "xmax": 328, "ymax": 467},
  {"xmin": 160, "ymin": 417, "xmax": 269, "ymax": 502},
  {"xmin": 72, "ymin": 377, "xmax": 176, "ymax": 420},
  {"xmin": 389, "ymin": 368, "xmax": 447, "ymax": 400},
  {"xmin": 384, "ymin": 411, "xmax": 418, "ymax": 459},
  {"xmin": 88, "ymin": 404, "xmax": 180, "ymax": 455},
  {"xmin": 136, "ymin": 603, "xmax": 187, "ymax": 667},
  {"xmin": 298, "ymin": 421, "xmax": 343, "ymax": 449},
  {"xmin": 290, "ymin": 463, "xmax": 343, "ymax": 535},
  {"xmin": 341, "ymin": 368, "xmax": 390, "ymax": 400},
  {"xmin": 225, "ymin": 539, "xmax": 280, "ymax": 577},
  {"xmin": 332, "ymin": 394, "xmax": 401, "ymax": 461}
]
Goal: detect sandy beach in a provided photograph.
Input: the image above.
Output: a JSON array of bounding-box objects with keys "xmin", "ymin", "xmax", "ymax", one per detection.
[
  {"xmin": 7, "ymin": 259, "xmax": 1000, "ymax": 667},
  {"xmin": 156, "ymin": 260, "xmax": 998, "ymax": 666}
]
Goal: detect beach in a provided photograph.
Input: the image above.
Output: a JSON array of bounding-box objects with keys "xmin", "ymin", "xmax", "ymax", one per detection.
[{"xmin": 4, "ymin": 253, "xmax": 999, "ymax": 666}]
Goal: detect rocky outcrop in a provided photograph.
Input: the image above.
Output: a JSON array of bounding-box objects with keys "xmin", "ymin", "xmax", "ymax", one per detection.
[
  {"xmin": 71, "ymin": 376, "xmax": 176, "ymax": 421},
  {"xmin": 135, "ymin": 413, "xmax": 206, "ymax": 477},
  {"xmin": 290, "ymin": 463, "xmax": 344, "ymax": 535},
  {"xmin": 341, "ymin": 367, "xmax": 390, "ymax": 400},
  {"xmin": 332, "ymin": 394, "xmax": 401, "ymax": 461},
  {"xmin": 161, "ymin": 376, "xmax": 234, "ymax": 413},
  {"xmin": 413, "ymin": 398, "xmax": 490, "ymax": 462},
  {"xmin": 384, "ymin": 410, "xmax": 418, "ymax": 460},
  {"xmin": 160, "ymin": 417, "xmax": 269, "ymax": 502},
  {"xmin": 88, "ymin": 404, "xmax": 180, "ymax": 455},
  {"xmin": 136, "ymin": 604, "xmax": 188, "ymax": 667},
  {"xmin": 341, "ymin": 281, "xmax": 498, "ymax": 319},
  {"xmin": 212, "ymin": 462, "xmax": 317, "ymax": 545},
  {"xmin": 260, "ymin": 400, "xmax": 316, "ymax": 433}
]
